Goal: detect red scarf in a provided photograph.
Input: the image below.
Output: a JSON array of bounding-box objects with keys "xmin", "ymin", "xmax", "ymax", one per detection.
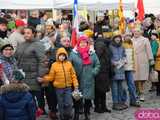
[{"xmin": 78, "ymin": 47, "xmax": 92, "ymax": 65}]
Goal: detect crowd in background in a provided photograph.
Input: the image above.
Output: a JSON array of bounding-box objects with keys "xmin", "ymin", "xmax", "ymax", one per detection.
[{"xmin": 0, "ymin": 10, "xmax": 160, "ymax": 120}]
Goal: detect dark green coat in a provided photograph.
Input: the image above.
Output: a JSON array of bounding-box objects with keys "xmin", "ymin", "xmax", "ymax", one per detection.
[
  {"xmin": 69, "ymin": 49, "xmax": 100, "ymax": 99},
  {"xmin": 150, "ymin": 40, "xmax": 159, "ymax": 59}
]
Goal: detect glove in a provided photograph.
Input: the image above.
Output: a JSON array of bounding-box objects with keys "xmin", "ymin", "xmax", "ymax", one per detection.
[
  {"xmin": 72, "ymin": 88, "xmax": 82, "ymax": 101},
  {"xmin": 149, "ymin": 59, "xmax": 155, "ymax": 66}
]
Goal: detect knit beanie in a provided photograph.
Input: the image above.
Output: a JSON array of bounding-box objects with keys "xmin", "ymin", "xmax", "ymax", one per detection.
[
  {"xmin": 15, "ymin": 19, "xmax": 26, "ymax": 27},
  {"xmin": 0, "ymin": 38, "xmax": 14, "ymax": 52},
  {"xmin": 1, "ymin": 44, "xmax": 14, "ymax": 52}
]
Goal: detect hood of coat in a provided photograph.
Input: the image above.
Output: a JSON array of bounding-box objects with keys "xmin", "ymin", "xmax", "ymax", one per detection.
[
  {"xmin": 56, "ymin": 47, "xmax": 68, "ymax": 61},
  {"xmin": 0, "ymin": 83, "xmax": 30, "ymax": 102}
]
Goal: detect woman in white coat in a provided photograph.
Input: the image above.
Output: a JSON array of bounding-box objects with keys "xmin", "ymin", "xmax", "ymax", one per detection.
[{"xmin": 132, "ymin": 26, "xmax": 154, "ymax": 101}]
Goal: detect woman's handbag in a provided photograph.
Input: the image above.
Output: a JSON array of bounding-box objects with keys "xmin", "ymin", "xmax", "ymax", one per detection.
[{"xmin": 149, "ymin": 69, "xmax": 159, "ymax": 82}]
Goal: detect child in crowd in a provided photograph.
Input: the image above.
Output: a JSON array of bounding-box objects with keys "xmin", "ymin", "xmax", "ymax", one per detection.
[
  {"xmin": 109, "ymin": 32, "xmax": 128, "ymax": 110},
  {"xmin": 38, "ymin": 47, "xmax": 79, "ymax": 120},
  {"xmin": 123, "ymin": 32, "xmax": 140, "ymax": 107}
]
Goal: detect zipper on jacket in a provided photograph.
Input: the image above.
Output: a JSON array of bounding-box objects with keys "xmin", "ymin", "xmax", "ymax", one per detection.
[{"xmin": 62, "ymin": 62, "xmax": 67, "ymax": 88}]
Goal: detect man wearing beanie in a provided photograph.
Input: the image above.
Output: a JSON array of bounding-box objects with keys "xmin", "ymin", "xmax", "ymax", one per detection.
[
  {"xmin": 0, "ymin": 69, "xmax": 36, "ymax": 120},
  {"xmin": 0, "ymin": 17, "xmax": 8, "ymax": 39}
]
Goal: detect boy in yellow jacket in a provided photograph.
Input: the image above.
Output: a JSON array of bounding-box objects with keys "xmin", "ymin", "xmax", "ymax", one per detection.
[{"xmin": 38, "ymin": 47, "xmax": 79, "ymax": 120}]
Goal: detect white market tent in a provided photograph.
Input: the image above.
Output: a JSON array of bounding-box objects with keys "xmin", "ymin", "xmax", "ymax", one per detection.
[
  {"xmin": 0, "ymin": 0, "xmax": 134, "ymax": 10},
  {"xmin": 53, "ymin": 0, "xmax": 135, "ymax": 10},
  {"xmin": 0, "ymin": 0, "xmax": 54, "ymax": 9},
  {"xmin": 0, "ymin": 0, "xmax": 160, "ymax": 15}
]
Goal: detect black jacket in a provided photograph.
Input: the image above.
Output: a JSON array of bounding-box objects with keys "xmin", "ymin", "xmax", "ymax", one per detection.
[{"xmin": 95, "ymin": 39, "xmax": 113, "ymax": 92}]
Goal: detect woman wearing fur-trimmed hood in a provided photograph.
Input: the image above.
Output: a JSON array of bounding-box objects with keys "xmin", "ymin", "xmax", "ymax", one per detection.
[{"xmin": 0, "ymin": 71, "xmax": 36, "ymax": 120}]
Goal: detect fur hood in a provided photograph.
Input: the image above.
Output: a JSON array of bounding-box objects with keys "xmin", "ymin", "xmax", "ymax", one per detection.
[{"xmin": 0, "ymin": 83, "xmax": 30, "ymax": 94}]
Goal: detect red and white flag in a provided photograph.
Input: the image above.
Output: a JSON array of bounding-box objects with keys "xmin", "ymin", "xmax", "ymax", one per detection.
[{"xmin": 71, "ymin": 0, "xmax": 79, "ymax": 47}]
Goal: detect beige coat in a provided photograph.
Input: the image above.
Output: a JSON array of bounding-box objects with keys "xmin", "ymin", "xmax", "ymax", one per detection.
[{"xmin": 132, "ymin": 36, "xmax": 153, "ymax": 81}]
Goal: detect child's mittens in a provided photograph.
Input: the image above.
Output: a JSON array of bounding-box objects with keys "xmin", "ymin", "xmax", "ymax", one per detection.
[
  {"xmin": 72, "ymin": 88, "xmax": 83, "ymax": 101},
  {"xmin": 149, "ymin": 59, "xmax": 155, "ymax": 66}
]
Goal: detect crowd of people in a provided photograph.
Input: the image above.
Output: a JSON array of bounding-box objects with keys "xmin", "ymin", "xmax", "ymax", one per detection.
[{"xmin": 0, "ymin": 10, "xmax": 160, "ymax": 120}]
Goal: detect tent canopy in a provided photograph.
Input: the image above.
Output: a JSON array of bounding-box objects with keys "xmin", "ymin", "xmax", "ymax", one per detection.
[
  {"xmin": 54, "ymin": 0, "xmax": 135, "ymax": 10},
  {"xmin": 0, "ymin": 0, "xmax": 160, "ymax": 15},
  {"xmin": 0, "ymin": 0, "xmax": 134, "ymax": 10},
  {"xmin": 0, "ymin": 0, "xmax": 54, "ymax": 9}
]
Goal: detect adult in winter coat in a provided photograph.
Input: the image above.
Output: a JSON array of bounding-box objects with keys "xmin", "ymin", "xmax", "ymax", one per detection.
[
  {"xmin": 132, "ymin": 27, "xmax": 154, "ymax": 101},
  {"xmin": 94, "ymin": 38, "xmax": 112, "ymax": 113},
  {"xmin": 0, "ymin": 42, "xmax": 16, "ymax": 86},
  {"xmin": 15, "ymin": 26, "xmax": 48, "ymax": 113},
  {"xmin": 149, "ymin": 30, "xmax": 159, "ymax": 92},
  {"xmin": 0, "ymin": 70, "xmax": 36, "ymax": 120},
  {"xmin": 43, "ymin": 32, "xmax": 59, "ymax": 119},
  {"xmin": 27, "ymin": 11, "xmax": 40, "ymax": 28},
  {"xmin": 109, "ymin": 34, "xmax": 128, "ymax": 111},
  {"xmin": 59, "ymin": 35, "xmax": 73, "ymax": 55},
  {"xmin": 69, "ymin": 35, "xmax": 100, "ymax": 120}
]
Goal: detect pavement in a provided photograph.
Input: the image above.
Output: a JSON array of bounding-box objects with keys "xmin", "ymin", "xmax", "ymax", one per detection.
[{"xmin": 38, "ymin": 81, "xmax": 160, "ymax": 120}]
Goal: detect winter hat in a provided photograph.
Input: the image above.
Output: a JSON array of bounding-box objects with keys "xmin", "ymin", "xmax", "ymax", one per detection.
[
  {"xmin": 83, "ymin": 29, "xmax": 94, "ymax": 38},
  {"xmin": 36, "ymin": 24, "xmax": 45, "ymax": 33},
  {"xmin": 13, "ymin": 69, "xmax": 25, "ymax": 81},
  {"xmin": 1, "ymin": 44, "xmax": 14, "ymax": 52},
  {"xmin": 45, "ymin": 18, "xmax": 54, "ymax": 26},
  {"xmin": 15, "ymin": 19, "xmax": 26, "ymax": 27},
  {"xmin": 77, "ymin": 35, "xmax": 89, "ymax": 47},
  {"xmin": 113, "ymin": 30, "xmax": 121, "ymax": 38},
  {"xmin": 112, "ymin": 30, "xmax": 122, "ymax": 42},
  {"xmin": 77, "ymin": 35, "xmax": 91, "ymax": 65},
  {"xmin": 79, "ymin": 21, "xmax": 89, "ymax": 32},
  {"xmin": 0, "ymin": 17, "xmax": 8, "ymax": 25},
  {"xmin": 0, "ymin": 38, "xmax": 14, "ymax": 52},
  {"xmin": 7, "ymin": 21, "xmax": 16, "ymax": 30}
]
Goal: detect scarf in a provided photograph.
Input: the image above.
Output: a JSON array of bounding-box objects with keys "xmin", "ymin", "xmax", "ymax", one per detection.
[{"xmin": 77, "ymin": 46, "xmax": 91, "ymax": 65}]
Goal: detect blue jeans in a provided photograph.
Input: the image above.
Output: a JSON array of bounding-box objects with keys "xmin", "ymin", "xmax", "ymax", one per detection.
[
  {"xmin": 125, "ymin": 71, "xmax": 138, "ymax": 103},
  {"xmin": 56, "ymin": 87, "xmax": 73, "ymax": 119},
  {"xmin": 111, "ymin": 80, "xmax": 127, "ymax": 103}
]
